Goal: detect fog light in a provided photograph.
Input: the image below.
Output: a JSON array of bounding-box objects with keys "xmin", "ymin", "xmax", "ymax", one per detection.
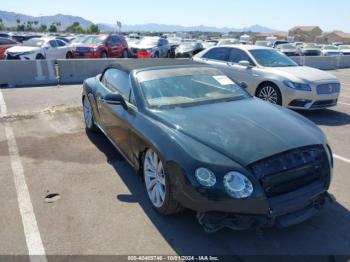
[
  {"xmin": 195, "ymin": 168, "xmax": 216, "ymax": 187},
  {"xmin": 223, "ymin": 172, "xmax": 253, "ymax": 198}
]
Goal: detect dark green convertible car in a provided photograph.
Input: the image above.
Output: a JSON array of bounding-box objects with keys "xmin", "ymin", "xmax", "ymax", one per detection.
[{"xmin": 82, "ymin": 59, "xmax": 333, "ymax": 232}]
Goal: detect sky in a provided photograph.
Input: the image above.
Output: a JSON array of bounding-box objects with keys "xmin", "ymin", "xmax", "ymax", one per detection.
[{"xmin": 1, "ymin": 0, "xmax": 349, "ymax": 31}]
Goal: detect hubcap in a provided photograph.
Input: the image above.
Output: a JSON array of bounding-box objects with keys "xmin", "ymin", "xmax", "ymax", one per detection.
[
  {"xmin": 83, "ymin": 98, "xmax": 93, "ymax": 128},
  {"xmin": 144, "ymin": 150, "xmax": 166, "ymax": 208},
  {"xmin": 258, "ymin": 86, "xmax": 278, "ymax": 104}
]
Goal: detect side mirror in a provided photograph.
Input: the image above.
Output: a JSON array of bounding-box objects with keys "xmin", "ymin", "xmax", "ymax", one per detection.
[
  {"xmin": 238, "ymin": 60, "xmax": 251, "ymax": 68},
  {"xmin": 103, "ymin": 93, "xmax": 128, "ymax": 110},
  {"xmin": 240, "ymin": 82, "xmax": 248, "ymax": 89}
]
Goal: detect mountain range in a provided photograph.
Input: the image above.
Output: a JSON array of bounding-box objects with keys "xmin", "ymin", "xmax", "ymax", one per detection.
[{"xmin": 0, "ymin": 10, "xmax": 277, "ymax": 33}]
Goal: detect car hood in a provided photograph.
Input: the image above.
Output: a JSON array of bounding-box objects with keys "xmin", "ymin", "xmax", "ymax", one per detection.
[
  {"xmin": 132, "ymin": 44, "xmax": 156, "ymax": 49},
  {"xmin": 266, "ymin": 66, "xmax": 338, "ymax": 82},
  {"xmin": 6, "ymin": 45, "xmax": 40, "ymax": 53},
  {"xmin": 151, "ymin": 98, "xmax": 325, "ymax": 166}
]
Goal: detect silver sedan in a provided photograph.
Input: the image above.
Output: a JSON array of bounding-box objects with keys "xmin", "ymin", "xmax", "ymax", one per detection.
[{"xmin": 193, "ymin": 45, "xmax": 341, "ymax": 109}]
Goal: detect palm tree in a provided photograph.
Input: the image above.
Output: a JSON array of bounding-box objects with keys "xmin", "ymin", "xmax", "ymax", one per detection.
[
  {"xmin": 16, "ymin": 19, "xmax": 20, "ymax": 25},
  {"xmin": 0, "ymin": 18, "xmax": 3, "ymax": 24}
]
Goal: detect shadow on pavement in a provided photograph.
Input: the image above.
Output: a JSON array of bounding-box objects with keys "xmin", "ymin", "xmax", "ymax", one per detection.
[
  {"xmin": 297, "ymin": 108, "xmax": 350, "ymax": 126},
  {"xmin": 86, "ymin": 130, "xmax": 350, "ymax": 261}
]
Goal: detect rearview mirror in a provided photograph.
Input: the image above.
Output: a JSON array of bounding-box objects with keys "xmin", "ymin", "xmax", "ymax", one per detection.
[
  {"xmin": 103, "ymin": 93, "xmax": 128, "ymax": 110},
  {"xmin": 238, "ymin": 60, "xmax": 251, "ymax": 68}
]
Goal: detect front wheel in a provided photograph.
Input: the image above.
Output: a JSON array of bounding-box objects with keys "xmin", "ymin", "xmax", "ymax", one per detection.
[
  {"xmin": 256, "ymin": 83, "xmax": 282, "ymax": 105},
  {"xmin": 122, "ymin": 49, "xmax": 128, "ymax": 58},
  {"xmin": 143, "ymin": 149, "xmax": 183, "ymax": 215},
  {"xmin": 83, "ymin": 96, "xmax": 97, "ymax": 132}
]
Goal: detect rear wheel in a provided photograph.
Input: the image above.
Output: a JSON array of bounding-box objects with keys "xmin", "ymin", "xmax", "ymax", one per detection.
[
  {"xmin": 83, "ymin": 96, "xmax": 97, "ymax": 132},
  {"xmin": 122, "ymin": 49, "xmax": 128, "ymax": 58},
  {"xmin": 36, "ymin": 54, "xmax": 45, "ymax": 60},
  {"xmin": 256, "ymin": 83, "xmax": 282, "ymax": 105},
  {"xmin": 66, "ymin": 52, "xmax": 73, "ymax": 59},
  {"xmin": 153, "ymin": 52, "xmax": 159, "ymax": 58},
  {"xmin": 101, "ymin": 51, "xmax": 108, "ymax": 58},
  {"xmin": 143, "ymin": 149, "xmax": 183, "ymax": 215}
]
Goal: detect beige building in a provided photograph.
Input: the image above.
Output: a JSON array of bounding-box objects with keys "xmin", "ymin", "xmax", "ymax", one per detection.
[
  {"xmin": 318, "ymin": 31, "xmax": 350, "ymax": 44},
  {"xmin": 254, "ymin": 31, "xmax": 288, "ymax": 41},
  {"xmin": 288, "ymin": 26, "xmax": 323, "ymax": 42}
]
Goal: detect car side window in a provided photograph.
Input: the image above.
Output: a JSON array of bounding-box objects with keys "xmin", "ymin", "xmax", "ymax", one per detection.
[
  {"xmin": 102, "ymin": 69, "xmax": 131, "ymax": 99},
  {"xmin": 229, "ymin": 48, "xmax": 254, "ymax": 65},
  {"xmin": 0, "ymin": 39, "xmax": 13, "ymax": 45},
  {"xmin": 202, "ymin": 47, "xmax": 231, "ymax": 61},
  {"xmin": 49, "ymin": 40, "xmax": 58, "ymax": 48},
  {"xmin": 56, "ymin": 40, "xmax": 66, "ymax": 47}
]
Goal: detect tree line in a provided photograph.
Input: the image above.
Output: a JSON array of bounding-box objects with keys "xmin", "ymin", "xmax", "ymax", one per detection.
[{"xmin": 0, "ymin": 19, "xmax": 100, "ymax": 34}]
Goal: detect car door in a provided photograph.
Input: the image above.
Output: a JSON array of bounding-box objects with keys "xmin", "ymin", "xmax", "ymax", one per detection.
[
  {"xmin": 56, "ymin": 39, "xmax": 69, "ymax": 58},
  {"xmin": 98, "ymin": 68, "xmax": 133, "ymax": 158},
  {"xmin": 195, "ymin": 47, "xmax": 232, "ymax": 75},
  {"xmin": 0, "ymin": 38, "xmax": 16, "ymax": 59},
  {"xmin": 46, "ymin": 40, "xmax": 59, "ymax": 59}
]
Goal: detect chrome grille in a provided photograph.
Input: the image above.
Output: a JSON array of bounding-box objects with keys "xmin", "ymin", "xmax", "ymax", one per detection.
[{"xmin": 317, "ymin": 83, "xmax": 340, "ymax": 95}]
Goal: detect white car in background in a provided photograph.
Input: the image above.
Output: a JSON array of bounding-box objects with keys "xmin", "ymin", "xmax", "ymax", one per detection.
[
  {"xmin": 5, "ymin": 37, "xmax": 73, "ymax": 60},
  {"xmin": 338, "ymin": 45, "xmax": 350, "ymax": 55},
  {"xmin": 193, "ymin": 45, "xmax": 341, "ymax": 110},
  {"xmin": 321, "ymin": 45, "xmax": 343, "ymax": 56}
]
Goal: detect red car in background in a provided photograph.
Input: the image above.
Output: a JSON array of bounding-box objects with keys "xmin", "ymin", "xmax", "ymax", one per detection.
[
  {"xmin": 0, "ymin": 37, "xmax": 18, "ymax": 60},
  {"xmin": 72, "ymin": 34, "xmax": 129, "ymax": 59}
]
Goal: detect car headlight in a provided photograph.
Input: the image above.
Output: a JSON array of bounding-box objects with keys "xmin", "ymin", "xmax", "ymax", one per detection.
[
  {"xmin": 223, "ymin": 172, "xmax": 253, "ymax": 199},
  {"xmin": 283, "ymin": 81, "xmax": 311, "ymax": 91},
  {"xmin": 195, "ymin": 168, "xmax": 216, "ymax": 187}
]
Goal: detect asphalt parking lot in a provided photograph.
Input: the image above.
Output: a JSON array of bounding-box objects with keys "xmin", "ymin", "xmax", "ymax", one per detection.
[{"xmin": 0, "ymin": 69, "xmax": 350, "ymax": 261}]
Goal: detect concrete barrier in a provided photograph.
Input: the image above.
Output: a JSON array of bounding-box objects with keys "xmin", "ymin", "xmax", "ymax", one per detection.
[
  {"xmin": 57, "ymin": 59, "xmax": 120, "ymax": 84},
  {"xmin": 0, "ymin": 60, "xmax": 57, "ymax": 87},
  {"xmin": 338, "ymin": 55, "xmax": 350, "ymax": 68},
  {"xmin": 289, "ymin": 55, "xmax": 350, "ymax": 70}
]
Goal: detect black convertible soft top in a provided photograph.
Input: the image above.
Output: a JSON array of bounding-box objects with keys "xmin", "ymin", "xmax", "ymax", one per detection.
[{"xmin": 104, "ymin": 59, "xmax": 205, "ymax": 73}]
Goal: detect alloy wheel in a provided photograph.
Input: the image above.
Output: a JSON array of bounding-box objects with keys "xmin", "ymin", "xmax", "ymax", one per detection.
[
  {"xmin": 144, "ymin": 149, "xmax": 166, "ymax": 208},
  {"xmin": 83, "ymin": 98, "xmax": 93, "ymax": 129},
  {"xmin": 258, "ymin": 86, "xmax": 278, "ymax": 104}
]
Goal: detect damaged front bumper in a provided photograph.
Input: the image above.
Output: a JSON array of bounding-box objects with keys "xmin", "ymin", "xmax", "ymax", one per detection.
[{"xmin": 197, "ymin": 192, "xmax": 332, "ymax": 233}]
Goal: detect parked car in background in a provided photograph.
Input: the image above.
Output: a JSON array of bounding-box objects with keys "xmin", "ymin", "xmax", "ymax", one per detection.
[
  {"xmin": 175, "ymin": 42, "xmax": 204, "ymax": 58},
  {"xmin": 168, "ymin": 37, "xmax": 182, "ymax": 58},
  {"xmin": 5, "ymin": 37, "xmax": 73, "ymax": 60},
  {"xmin": 0, "ymin": 37, "xmax": 18, "ymax": 60},
  {"xmin": 272, "ymin": 40, "xmax": 289, "ymax": 48},
  {"xmin": 82, "ymin": 59, "xmax": 333, "ymax": 231},
  {"xmin": 129, "ymin": 36, "xmax": 170, "ymax": 58},
  {"xmin": 255, "ymin": 41, "xmax": 270, "ymax": 47},
  {"xmin": 72, "ymin": 34, "xmax": 128, "ymax": 59},
  {"xmin": 217, "ymin": 38, "xmax": 239, "ymax": 46},
  {"xmin": 202, "ymin": 40, "xmax": 218, "ymax": 48},
  {"xmin": 193, "ymin": 45, "xmax": 340, "ymax": 109},
  {"xmin": 301, "ymin": 43, "xmax": 322, "ymax": 56},
  {"xmin": 321, "ymin": 45, "xmax": 343, "ymax": 56},
  {"xmin": 338, "ymin": 45, "xmax": 350, "ymax": 55},
  {"xmin": 276, "ymin": 43, "xmax": 300, "ymax": 56}
]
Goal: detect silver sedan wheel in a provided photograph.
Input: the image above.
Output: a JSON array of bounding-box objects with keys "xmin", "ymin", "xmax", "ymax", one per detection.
[
  {"xmin": 83, "ymin": 97, "xmax": 93, "ymax": 129},
  {"xmin": 258, "ymin": 86, "xmax": 278, "ymax": 104},
  {"xmin": 144, "ymin": 149, "xmax": 166, "ymax": 208}
]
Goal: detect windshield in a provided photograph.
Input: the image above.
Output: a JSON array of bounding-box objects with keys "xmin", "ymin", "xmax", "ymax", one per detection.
[
  {"xmin": 139, "ymin": 37, "xmax": 159, "ymax": 46},
  {"xmin": 250, "ymin": 49, "xmax": 298, "ymax": 67},
  {"xmin": 137, "ymin": 68, "xmax": 249, "ymax": 108},
  {"xmin": 22, "ymin": 38, "xmax": 45, "ymax": 47},
  {"xmin": 255, "ymin": 41, "xmax": 269, "ymax": 46},
  {"xmin": 324, "ymin": 45, "xmax": 338, "ymax": 50},
  {"xmin": 82, "ymin": 36, "xmax": 107, "ymax": 44}
]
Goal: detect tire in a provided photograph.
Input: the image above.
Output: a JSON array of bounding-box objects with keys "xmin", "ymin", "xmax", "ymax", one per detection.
[
  {"xmin": 153, "ymin": 52, "xmax": 159, "ymax": 58},
  {"xmin": 166, "ymin": 51, "xmax": 171, "ymax": 58},
  {"xmin": 66, "ymin": 52, "xmax": 73, "ymax": 59},
  {"xmin": 256, "ymin": 82, "xmax": 282, "ymax": 106},
  {"xmin": 83, "ymin": 96, "xmax": 98, "ymax": 132},
  {"xmin": 36, "ymin": 54, "xmax": 45, "ymax": 60},
  {"xmin": 143, "ymin": 149, "xmax": 184, "ymax": 215},
  {"xmin": 122, "ymin": 49, "xmax": 128, "ymax": 58},
  {"xmin": 101, "ymin": 51, "xmax": 108, "ymax": 59}
]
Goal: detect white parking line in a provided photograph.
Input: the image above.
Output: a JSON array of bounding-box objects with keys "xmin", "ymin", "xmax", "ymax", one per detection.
[
  {"xmin": 0, "ymin": 89, "xmax": 47, "ymax": 262},
  {"xmin": 334, "ymin": 154, "xmax": 350, "ymax": 164}
]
